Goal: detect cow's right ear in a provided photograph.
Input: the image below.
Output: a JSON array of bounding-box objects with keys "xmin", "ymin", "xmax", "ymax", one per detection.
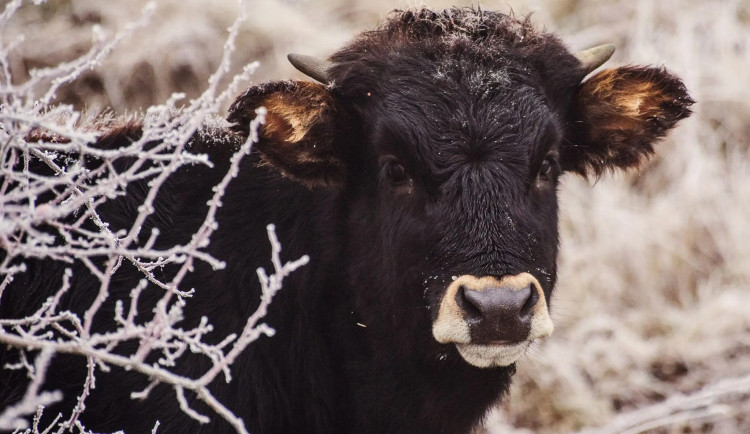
[{"xmin": 228, "ymin": 81, "xmax": 350, "ymax": 188}]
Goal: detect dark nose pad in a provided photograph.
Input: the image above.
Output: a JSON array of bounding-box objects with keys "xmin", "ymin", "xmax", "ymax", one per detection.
[{"xmin": 456, "ymin": 284, "xmax": 538, "ymax": 343}]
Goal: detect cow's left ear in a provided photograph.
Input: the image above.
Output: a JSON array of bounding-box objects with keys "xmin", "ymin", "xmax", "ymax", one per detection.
[
  {"xmin": 561, "ymin": 66, "xmax": 694, "ymax": 176},
  {"xmin": 228, "ymin": 80, "xmax": 351, "ymax": 188}
]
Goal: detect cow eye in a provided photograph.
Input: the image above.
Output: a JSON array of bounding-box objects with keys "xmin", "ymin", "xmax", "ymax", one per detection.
[
  {"xmin": 380, "ymin": 156, "xmax": 409, "ymax": 186},
  {"xmin": 537, "ymin": 155, "xmax": 559, "ymax": 180},
  {"xmin": 387, "ymin": 161, "xmax": 408, "ymax": 185}
]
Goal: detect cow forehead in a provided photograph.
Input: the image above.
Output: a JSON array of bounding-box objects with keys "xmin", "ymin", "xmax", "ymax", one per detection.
[{"xmin": 369, "ymin": 75, "xmax": 558, "ymax": 170}]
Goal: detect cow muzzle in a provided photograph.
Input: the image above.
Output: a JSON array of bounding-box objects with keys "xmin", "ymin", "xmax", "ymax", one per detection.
[{"xmin": 431, "ymin": 273, "xmax": 554, "ymax": 368}]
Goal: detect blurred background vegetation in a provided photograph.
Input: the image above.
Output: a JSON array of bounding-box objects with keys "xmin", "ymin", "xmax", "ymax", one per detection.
[{"xmin": 4, "ymin": 0, "xmax": 749, "ymax": 432}]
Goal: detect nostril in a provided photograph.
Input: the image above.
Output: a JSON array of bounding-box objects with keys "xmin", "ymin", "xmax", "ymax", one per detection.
[
  {"xmin": 519, "ymin": 285, "xmax": 538, "ymax": 319},
  {"xmin": 455, "ymin": 285, "xmax": 483, "ymax": 321}
]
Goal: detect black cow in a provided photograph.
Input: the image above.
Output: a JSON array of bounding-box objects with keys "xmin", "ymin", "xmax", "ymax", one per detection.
[{"xmin": 1, "ymin": 8, "xmax": 692, "ymax": 434}]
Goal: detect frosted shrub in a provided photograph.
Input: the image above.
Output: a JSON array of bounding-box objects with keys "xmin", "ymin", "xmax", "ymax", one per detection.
[{"xmin": 0, "ymin": 1, "xmax": 307, "ymax": 432}]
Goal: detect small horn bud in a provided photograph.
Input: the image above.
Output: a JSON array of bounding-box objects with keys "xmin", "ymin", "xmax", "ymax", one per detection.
[
  {"xmin": 576, "ymin": 44, "xmax": 615, "ymax": 76},
  {"xmin": 287, "ymin": 54, "xmax": 332, "ymax": 84}
]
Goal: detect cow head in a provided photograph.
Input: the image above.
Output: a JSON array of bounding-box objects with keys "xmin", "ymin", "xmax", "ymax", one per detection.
[{"xmin": 228, "ymin": 9, "xmax": 692, "ymax": 369}]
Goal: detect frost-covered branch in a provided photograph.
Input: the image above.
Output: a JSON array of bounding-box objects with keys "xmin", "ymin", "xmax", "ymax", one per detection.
[
  {"xmin": 0, "ymin": 348, "xmax": 61, "ymax": 430},
  {"xmin": 0, "ymin": 1, "xmax": 302, "ymax": 433}
]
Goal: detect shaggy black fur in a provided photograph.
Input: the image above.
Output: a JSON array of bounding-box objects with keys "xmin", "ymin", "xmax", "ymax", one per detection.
[{"xmin": 1, "ymin": 7, "xmax": 692, "ymax": 433}]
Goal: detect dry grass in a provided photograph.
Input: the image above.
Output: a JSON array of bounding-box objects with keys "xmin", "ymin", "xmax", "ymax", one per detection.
[{"xmin": 4, "ymin": 0, "xmax": 749, "ymax": 432}]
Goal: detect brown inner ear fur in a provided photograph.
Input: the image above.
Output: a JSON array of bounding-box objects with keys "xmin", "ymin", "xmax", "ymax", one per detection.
[
  {"xmin": 263, "ymin": 84, "xmax": 330, "ymax": 144},
  {"xmin": 228, "ymin": 81, "xmax": 348, "ymax": 188},
  {"xmin": 564, "ymin": 66, "xmax": 694, "ymax": 176}
]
